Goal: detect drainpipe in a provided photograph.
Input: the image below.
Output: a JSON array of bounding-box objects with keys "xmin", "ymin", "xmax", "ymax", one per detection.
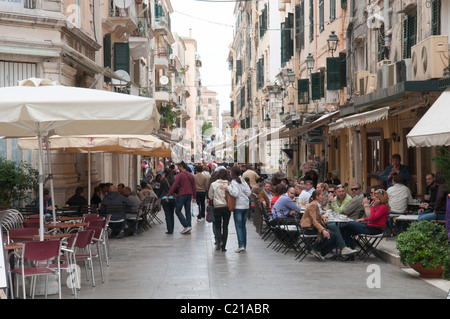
[{"xmin": 346, "ymin": 0, "xmax": 354, "ymax": 101}]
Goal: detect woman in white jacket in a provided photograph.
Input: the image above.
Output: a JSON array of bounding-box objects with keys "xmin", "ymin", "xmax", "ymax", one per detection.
[
  {"xmin": 208, "ymin": 168, "xmax": 231, "ymax": 252},
  {"xmin": 227, "ymin": 166, "xmax": 252, "ymax": 253}
]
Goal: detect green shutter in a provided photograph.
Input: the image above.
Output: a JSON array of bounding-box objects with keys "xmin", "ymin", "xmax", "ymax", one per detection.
[
  {"xmin": 326, "ymin": 57, "xmax": 341, "ymax": 90},
  {"xmin": 432, "ymin": 0, "xmax": 441, "ymax": 35},
  {"xmin": 103, "ymin": 33, "xmax": 112, "ymax": 83},
  {"xmin": 295, "ymin": 5, "xmax": 301, "ymax": 52},
  {"xmin": 330, "ymin": 0, "xmax": 336, "ymax": 21},
  {"xmin": 341, "ymin": 0, "xmax": 347, "ymax": 8},
  {"xmin": 319, "ymin": 0, "xmax": 324, "ymax": 32},
  {"xmin": 309, "ymin": 0, "xmax": 314, "ymax": 42},
  {"xmin": 236, "ymin": 60, "xmax": 242, "ymax": 77},
  {"xmin": 311, "ymin": 72, "xmax": 321, "ymax": 100},
  {"xmin": 298, "ymin": 79, "xmax": 309, "ymax": 104},
  {"xmin": 114, "ymin": 42, "xmax": 130, "ymax": 74},
  {"xmin": 403, "ymin": 13, "xmax": 417, "ymax": 59},
  {"xmin": 281, "ymin": 22, "xmax": 287, "ymax": 65},
  {"xmin": 339, "ymin": 52, "xmax": 347, "ymax": 88}
]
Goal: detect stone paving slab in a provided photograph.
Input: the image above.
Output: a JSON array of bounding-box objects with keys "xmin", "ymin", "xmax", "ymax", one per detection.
[{"xmin": 34, "ymin": 212, "xmax": 449, "ymax": 300}]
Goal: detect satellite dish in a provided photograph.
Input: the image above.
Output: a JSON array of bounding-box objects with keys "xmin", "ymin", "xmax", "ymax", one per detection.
[
  {"xmin": 160, "ymin": 75, "xmax": 169, "ymax": 86},
  {"xmin": 112, "ymin": 70, "xmax": 130, "ymax": 86},
  {"xmin": 113, "ymin": 0, "xmax": 133, "ymax": 9}
]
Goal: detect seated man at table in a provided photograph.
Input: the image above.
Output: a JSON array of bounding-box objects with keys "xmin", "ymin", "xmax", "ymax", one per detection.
[
  {"xmin": 65, "ymin": 187, "xmax": 88, "ymax": 213},
  {"xmin": 100, "ymin": 185, "xmax": 133, "ymax": 238},
  {"xmin": 386, "ymin": 175, "xmax": 414, "ymax": 234},
  {"xmin": 34, "ymin": 188, "xmax": 53, "ymax": 218},
  {"xmin": 415, "ymin": 175, "xmax": 448, "ymax": 222},
  {"xmin": 271, "ymin": 187, "xmax": 301, "ymax": 221},
  {"xmin": 296, "ymin": 180, "xmax": 315, "ymax": 206},
  {"xmin": 327, "ymin": 184, "xmax": 352, "ymax": 214},
  {"xmin": 342, "ymin": 182, "xmax": 366, "ymax": 220},
  {"xmin": 123, "ymin": 186, "xmax": 142, "ymax": 235}
]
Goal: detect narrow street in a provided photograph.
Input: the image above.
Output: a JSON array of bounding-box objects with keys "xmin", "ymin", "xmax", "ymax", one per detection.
[{"xmin": 49, "ymin": 213, "xmax": 448, "ymax": 300}]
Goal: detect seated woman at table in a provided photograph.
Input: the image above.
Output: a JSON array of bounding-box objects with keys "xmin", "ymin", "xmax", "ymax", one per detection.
[
  {"xmin": 362, "ymin": 185, "xmax": 382, "ymax": 217},
  {"xmin": 341, "ymin": 189, "xmax": 389, "ymax": 250},
  {"xmin": 300, "ymin": 190, "xmax": 337, "ymax": 260}
]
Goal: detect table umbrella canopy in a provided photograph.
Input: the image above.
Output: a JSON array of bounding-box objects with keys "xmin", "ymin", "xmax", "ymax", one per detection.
[
  {"xmin": 0, "ymin": 78, "xmax": 160, "ymax": 240},
  {"xmin": 406, "ymin": 88, "xmax": 450, "ymax": 147},
  {"xmin": 17, "ymin": 134, "xmax": 171, "ymax": 154},
  {"xmin": 0, "ymin": 78, "xmax": 160, "ymax": 137}
]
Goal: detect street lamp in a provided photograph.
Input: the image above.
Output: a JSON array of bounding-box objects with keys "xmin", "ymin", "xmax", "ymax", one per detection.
[
  {"xmin": 327, "ymin": 31, "xmax": 339, "ymax": 57},
  {"xmin": 306, "ymin": 53, "xmax": 315, "ymax": 74}
]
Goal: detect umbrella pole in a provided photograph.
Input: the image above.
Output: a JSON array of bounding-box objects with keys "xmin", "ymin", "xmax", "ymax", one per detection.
[
  {"xmin": 37, "ymin": 132, "xmax": 45, "ymax": 241},
  {"xmin": 88, "ymin": 149, "xmax": 91, "ymax": 206},
  {"xmin": 44, "ymin": 135, "xmax": 57, "ymax": 224}
]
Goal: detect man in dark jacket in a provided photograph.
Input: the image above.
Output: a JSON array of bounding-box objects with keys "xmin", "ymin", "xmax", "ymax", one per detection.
[
  {"xmin": 100, "ymin": 185, "xmax": 132, "ymax": 238},
  {"xmin": 66, "ymin": 187, "xmax": 88, "ymax": 211}
]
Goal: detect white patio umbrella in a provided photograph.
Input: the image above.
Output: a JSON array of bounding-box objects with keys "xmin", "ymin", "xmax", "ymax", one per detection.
[
  {"xmin": 0, "ymin": 78, "xmax": 160, "ymax": 240},
  {"xmin": 18, "ymin": 134, "xmax": 171, "ymax": 205}
]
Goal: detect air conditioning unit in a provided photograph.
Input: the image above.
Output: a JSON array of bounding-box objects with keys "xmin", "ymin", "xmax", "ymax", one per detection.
[
  {"xmin": 365, "ymin": 73, "xmax": 377, "ymax": 94},
  {"xmin": 354, "ymin": 70, "xmax": 369, "ymax": 95},
  {"xmin": 377, "ymin": 59, "xmax": 391, "ymax": 68},
  {"xmin": 411, "ymin": 35, "xmax": 449, "ymax": 81},
  {"xmin": 395, "ymin": 59, "xmax": 412, "ymax": 83},
  {"xmin": 377, "ymin": 63, "xmax": 395, "ymax": 89},
  {"xmin": 325, "ymin": 89, "xmax": 340, "ymax": 104}
]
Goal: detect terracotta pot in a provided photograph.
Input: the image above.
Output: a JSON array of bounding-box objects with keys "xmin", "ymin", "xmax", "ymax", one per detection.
[{"xmin": 410, "ymin": 263, "xmax": 444, "ymax": 279}]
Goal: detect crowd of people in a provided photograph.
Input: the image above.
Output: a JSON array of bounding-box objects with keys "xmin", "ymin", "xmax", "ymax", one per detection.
[{"xmin": 34, "ymin": 152, "xmax": 448, "ymax": 260}]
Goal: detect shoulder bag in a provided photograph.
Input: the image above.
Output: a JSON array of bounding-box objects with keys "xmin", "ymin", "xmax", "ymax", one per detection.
[{"xmin": 225, "ymin": 190, "xmax": 235, "ymax": 212}]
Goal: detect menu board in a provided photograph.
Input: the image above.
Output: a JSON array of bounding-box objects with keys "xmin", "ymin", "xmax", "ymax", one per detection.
[{"xmin": 0, "ymin": 221, "xmax": 7, "ymax": 289}]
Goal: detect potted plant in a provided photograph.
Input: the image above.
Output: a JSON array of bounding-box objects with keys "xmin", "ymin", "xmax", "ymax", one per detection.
[{"xmin": 396, "ymin": 221, "xmax": 450, "ymax": 279}]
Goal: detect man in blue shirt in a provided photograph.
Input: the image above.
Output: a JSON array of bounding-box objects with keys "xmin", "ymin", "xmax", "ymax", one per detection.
[
  {"xmin": 379, "ymin": 154, "xmax": 411, "ymax": 189},
  {"xmin": 271, "ymin": 187, "xmax": 301, "ymax": 220}
]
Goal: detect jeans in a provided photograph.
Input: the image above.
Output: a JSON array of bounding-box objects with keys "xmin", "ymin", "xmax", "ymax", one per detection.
[
  {"xmin": 341, "ymin": 221, "xmax": 383, "ymax": 249},
  {"xmin": 196, "ymin": 192, "xmax": 206, "ymax": 219},
  {"xmin": 234, "ymin": 208, "xmax": 249, "ymax": 248},
  {"xmin": 417, "ymin": 212, "xmax": 446, "ymax": 222},
  {"xmin": 175, "ymin": 194, "xmax": 192, "ymax": 228},
  {"xmin": 304, "ymin": 228, "xmax": 337, "ymax": 256},
  {"xmin": 162, "ymin": 199, "xmax": 176, "ymax": 233},
  {"xmin": 327, "ymin": 222, "xmax": 346, "ymax": 249},
  {"xmin": 214, "ymin": 207, "xmax": 231, "ymax": 246}
]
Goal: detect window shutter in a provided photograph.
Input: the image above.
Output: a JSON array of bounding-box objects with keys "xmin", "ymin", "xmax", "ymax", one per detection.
[
  {"xmin": 309, "ymin": 0, "xmax": 314, "ymax": 42},
  {"xmin": 319, "ymin": 0, "xmax": 324, "ymax": 32},
  {"xmin": 236, "ymin": 60, "xmax": 242, "ymax": 77},
  {"xmin": 298, "ymin": 79, "xmax": 310, "ymax": 105},
  {"xmin": 103, "ymin": 33, "xmax": 112, "ymax": 83},
  {"xmin": 114, "ymin": 42, "xmax": 130, "ymax": 74},
  {"xmin": 330, "ymin": 0, "xmax": 336, "ymax": 21},
  {"xmin": 281, "ymin": 22, "xmax": 287, "ymax": 65},
  {"xmin": 230, "ymin": 101, "xmax": 234, "ymax": 117},
  {"xmin": 341, "ymin": 0, "xmax": 347, "ymax": 8},
  {"xmin": 403, "ymin": 13, "xmax": 417, "ymax": 59},
  {"xmin": 403, "ymin": 18, "xmax": 409, "ymax": 59},
  {"xmin": 378, "ymin": 28, "xmax": 385, "ymax": 62},
  {"xmin": 432, "ymin": 0, "xmax": 441, "ymax": 35},
  {"xmin": 339, "ymin": 52, "xmax": 347, "ymax": 88},
  {"xmin": 295, "ymin": 5, "xmax": 301, "ymax": 52},
  {"xmin": 326, "ymin": 57, "xmax": 341, "ymax": 90},
  {"xmin": 311, "ymin": 72, "xmax": 321, "ymax": 100}
]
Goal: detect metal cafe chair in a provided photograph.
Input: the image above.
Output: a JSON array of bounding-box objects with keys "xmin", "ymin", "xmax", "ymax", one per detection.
[{"xmin": 9, "ymin": 240, "xmax": 62, "ymax": 299}]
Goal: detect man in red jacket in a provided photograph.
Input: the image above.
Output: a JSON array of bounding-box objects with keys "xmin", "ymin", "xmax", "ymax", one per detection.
[{"xmin": 167, "ymin": 161, "xmax": 197, "ymax": 234}]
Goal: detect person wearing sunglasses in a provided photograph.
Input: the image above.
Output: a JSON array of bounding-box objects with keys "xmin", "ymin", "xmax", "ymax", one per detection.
[
  {"xmin": 339, "ymin": 183, "xmax": 366, "ymax": 220},
  {"xmin": 327, "ymin": 184, "xmax": 352, "ymax": 214}
]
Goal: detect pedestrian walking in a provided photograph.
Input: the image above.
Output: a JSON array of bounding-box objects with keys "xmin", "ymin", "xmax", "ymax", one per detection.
[
  {"xmin": 157, "ymin": 168, "xmax": 176, "ymax": 234},
  {"xmin": 208, "ymin": 168, "xmax": 231, "ymax": 251},
  {"xmin": 227, "ymin": 166, "xmax": 252, "ymax": 253},
  {"xmin": 194, "ymin": 165, "xmax": 209, "ymax": 221},
  {"xmin": 166, "ymin": 161, "xmax": 197, "ymax": 234}
]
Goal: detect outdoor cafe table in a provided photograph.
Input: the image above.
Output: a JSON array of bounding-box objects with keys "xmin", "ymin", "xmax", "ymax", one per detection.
[
  {"xmin": 8, "ymin": 233, "xmax": 72, "ymax": 242},
  {"xmin": 44, "ymin": 222, "xmax": 87, "ymax": 233}
]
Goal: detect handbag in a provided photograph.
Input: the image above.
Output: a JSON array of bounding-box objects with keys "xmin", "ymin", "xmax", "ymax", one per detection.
[
  {"xmin": 164, "ymin": 178, "xmax": 177, "ymax": 199},
  {"xmin": 206, "ymin": 200, "xmax": 214, "ymax": 223},
  {"xmin": 225, "ymin": 190, "xmax": 235, "ymax": 212}
]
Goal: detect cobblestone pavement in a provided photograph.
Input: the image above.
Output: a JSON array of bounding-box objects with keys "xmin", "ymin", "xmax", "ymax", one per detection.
[{"xmin": 46, "ymin": 212, "xmax": 448, "ymax": 301}]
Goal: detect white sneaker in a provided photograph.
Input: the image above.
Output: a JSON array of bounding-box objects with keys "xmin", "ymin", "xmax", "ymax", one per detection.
[
  {"xmin": 311, "ymin": 249, "xmax": 325, "ymax": 260},
  {"xmin": 197, "ymin": 218, "xmax": 204, "ymax": 221},
  {"xmin": 180, "ymin": 226, "xmax": 192, "ymax": 234},
  {"xmin": 235, "ymin": 247, "xmax": 246, "ymax": 253},
  {"xmin": 341, "ymin": 247, "xmax": 357, "ymax": 255}
]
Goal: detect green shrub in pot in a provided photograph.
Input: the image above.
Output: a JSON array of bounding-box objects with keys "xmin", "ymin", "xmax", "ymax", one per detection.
[{"xmin": 396, "ymin": 221, "xmax": 450, "ymax": 279}]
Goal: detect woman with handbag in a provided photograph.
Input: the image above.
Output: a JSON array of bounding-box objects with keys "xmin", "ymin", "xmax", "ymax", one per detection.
[
  {"xmin": 208, "ymin": 169, "xmax": 231, "ymax": 252},
  {"xmin": 300, "ymin": 190, "xmax": 338, "ymax": 260},
  {"xmin": 227, "ymin": 166, "xmax": 252, "ymax": 253},
  {"xmin": 158, "ymin": 168, "xmax": 176, "ymax": 234}
]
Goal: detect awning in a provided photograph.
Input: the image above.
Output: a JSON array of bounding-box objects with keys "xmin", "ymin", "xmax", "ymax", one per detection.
[
  {"xmin": 279, "ymin": 111, "xmax": 338, "ymax": 138},
  {"xmin": 407, "ymin": 88, "xmax": 450, "ymax": 147},
  {"xmin": 328, "ymin": 107, "xmax": 389, "ymax": 133}
]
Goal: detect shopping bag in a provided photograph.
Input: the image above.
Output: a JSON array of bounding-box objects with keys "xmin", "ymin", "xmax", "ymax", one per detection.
[{"xmin": 192, "ymin": 201, "xmax": 199, "ymax": 217}]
